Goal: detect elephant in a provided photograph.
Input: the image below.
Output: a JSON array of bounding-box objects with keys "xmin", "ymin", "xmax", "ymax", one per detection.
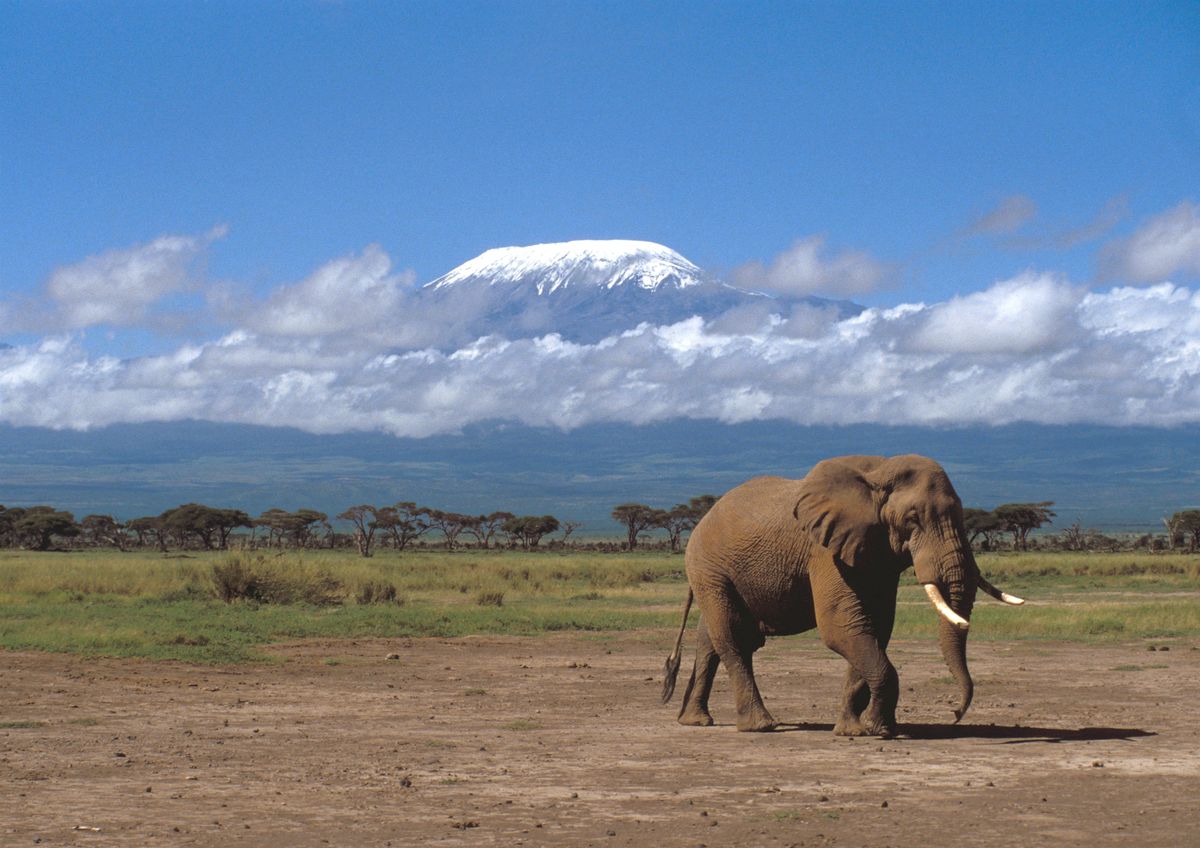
[{"xmin": 661, "ymin": 454, "xmax": 1024, "ymax": 736}]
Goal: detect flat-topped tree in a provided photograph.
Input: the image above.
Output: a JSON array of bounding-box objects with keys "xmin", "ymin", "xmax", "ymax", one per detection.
[
  {"xmin": 338, "ymin": 505, "xmax": 380, "ymax": 557},
  {"xmin": 993, "ymin": 502, "xmax": 1056, "ymax": 550},
  {"xmin": 374, "ymin": 503, "xmax": 430, "ymax": 551},
  {"xmin": 612, "ymin": 503, "xmax": 656, "ymax": 550}
]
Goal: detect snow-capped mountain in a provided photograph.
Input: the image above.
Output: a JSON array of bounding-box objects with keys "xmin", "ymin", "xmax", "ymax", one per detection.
[
  {"xmin": 426, "ymin": 239, "xmax": 707, "ymax": 295},
  {"xmin": 413, "ymin": 239, "xmax": 860, "ymax": 346}
]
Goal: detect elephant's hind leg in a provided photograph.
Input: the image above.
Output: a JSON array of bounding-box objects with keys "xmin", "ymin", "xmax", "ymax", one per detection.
[
  {"xmin": 677, "ymin": 619, "xmax": 720, "ymax": 727},
  {"xmin": 696, "ymin": 583, "xmax": 776, "ymax": 732}
]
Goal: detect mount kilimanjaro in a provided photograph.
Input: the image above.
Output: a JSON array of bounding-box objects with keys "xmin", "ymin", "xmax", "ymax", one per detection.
[{"xmin": 414, "ymin": 239, "xmax": 861, "ymax": 345}]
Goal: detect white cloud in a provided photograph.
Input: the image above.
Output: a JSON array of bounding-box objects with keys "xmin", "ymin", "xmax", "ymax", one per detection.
[
  {"xmin": 2, "ymin": 273, "xmax": 1198, "ymax": 434},
  {"xmin": 44, "ymin": 226, "xmax": 226, "ymax": 328},
  {"xmin": 732, "ymin": 235, "xmax": 889, "ymax": 297},
  {"xmin": 910, "ymin": 272, "xmax": 1082, "ymax": 354},
  {"xmin": 252, "ymin": 244, "xmax": 417, "ymax": 338},
  {"xmin": 1102, "ymin": 201, "xmax": 1200, "ymax": 282}
]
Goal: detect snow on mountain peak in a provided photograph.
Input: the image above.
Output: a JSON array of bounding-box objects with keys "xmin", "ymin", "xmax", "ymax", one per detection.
[{"xmin": 425, "ymin": 239, "xmax": 706, "ymax": 295}]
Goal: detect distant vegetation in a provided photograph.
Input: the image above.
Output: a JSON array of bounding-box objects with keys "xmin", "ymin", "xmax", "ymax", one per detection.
[
  {"xmin": 0, "ymin": 495, "xmax": 718, "ymax": 555},
  {"xmin": 3, "ymin": 495, "xmax": 1197, "ymax": 556},
  {"xmin": 2, "ymin": 492, "xmax": 1198, "ymax": 664}
]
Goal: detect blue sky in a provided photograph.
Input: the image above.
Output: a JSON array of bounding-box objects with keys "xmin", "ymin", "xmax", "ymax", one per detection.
[
  {"xmin": 1, "ymin": 1, "xmax": 1198, "ymax": 436},
  {"xmin": 4, "ymin": 2, "xmax": 1195, "ymax": 295}
]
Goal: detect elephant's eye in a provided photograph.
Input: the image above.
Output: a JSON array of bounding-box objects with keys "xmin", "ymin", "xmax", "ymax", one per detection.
[{"xmin": 904, "ymin": 511, "xmax": 920, "ymax": 529}]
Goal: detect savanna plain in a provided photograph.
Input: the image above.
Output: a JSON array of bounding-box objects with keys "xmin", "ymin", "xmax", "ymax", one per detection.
[{"xmin": 2, "ymin": 548, "xmax": 1199, "ymax": 847}]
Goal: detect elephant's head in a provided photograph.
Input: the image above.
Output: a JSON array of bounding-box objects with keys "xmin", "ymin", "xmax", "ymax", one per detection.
[{"xmin": 795, "ymin": 454, "xmax": 1023, "ymax": 722}]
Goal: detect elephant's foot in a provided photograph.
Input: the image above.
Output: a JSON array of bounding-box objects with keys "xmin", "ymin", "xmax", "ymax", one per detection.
[
  {"xmin": 735, "ymin": 706, "xmax": 777, "ymax": 733},
  {"xmin": 677, "ymin": 708, "xmax": 715, "ymax": 727},
  {"xmin": 834, "ymin": 711, "xmax": 895, "ymax": 738}
]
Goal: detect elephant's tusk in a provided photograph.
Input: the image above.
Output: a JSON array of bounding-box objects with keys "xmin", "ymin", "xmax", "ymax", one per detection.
[
  {"xmin": 977, "ymin": 575, "xmax": 1025, "ymax": 605},
  {"xmin": 924, "ymin": 583, "xmax": 970, "ymax": 631}
]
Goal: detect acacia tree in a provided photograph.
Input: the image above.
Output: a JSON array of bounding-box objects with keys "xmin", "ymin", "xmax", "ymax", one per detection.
[
  {"xmin": 501, "ymin": 515, "xmax": 560, "ymax": 549},
  {"xmin": 285, "ymin": 509, "xmax": 328, "ymax": 548},
  {"xmin": 560, "ymin": 520, "xmax": 583, "ymax": 543},
  {"xmin": 653, "ymin": 506, "xmax": 693, "ymax": 553},
  {"xmin": 469, "ymin": 511, "xmax": 514, "ymax": 549},
  {"xmin": 1168, "ymin": 509, "xmax": 1200, "ymax": 552},
  {"xmin": 81, "ymin": 514, "xmax": 128, "ymax": 551},
  {"xmin": 338, "ymin": 505, "xmax": 380, "ymax": 557},
  {"xmin": 14, "ymin": 507, "xmax": 79, "ymax": 550},
  {"xmin": 128, "ymin": 516, "xmax": 168, "ymax": 551},
  {"xmin": 612, "ymin": 503, "xmax": 656, "ymax": 550},
  {"xmin": 255, "ymin": 509, "xmax": 292, "ymax": 548},
  {"xmin": 993, "ymin": 502, "xmax": 1056, "ymax": 551},
  {"xmin": 425, "ymin": 509, "xmax": 473, "ymax": 550},
  {"xmin": 963, "ymin": 507, "xmax": 1005, "ymax": 551},
  {"xmin": 375, "ymin": 502, "xmax": 430, "ymax": 551}
]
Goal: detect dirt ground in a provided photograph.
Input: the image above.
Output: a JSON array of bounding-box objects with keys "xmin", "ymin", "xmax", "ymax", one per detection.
[{"xmin": 3, "ymin": 632, "xmax": 1198, "ymax": 848}]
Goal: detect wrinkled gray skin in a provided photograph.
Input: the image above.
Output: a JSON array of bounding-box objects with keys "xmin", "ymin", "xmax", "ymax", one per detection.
[{"xmin": 663, "ymin": 454, "xmax": 985, "ymax": 736}]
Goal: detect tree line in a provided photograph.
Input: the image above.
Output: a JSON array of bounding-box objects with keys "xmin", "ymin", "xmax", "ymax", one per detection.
[
  {"xmin": 964, "ymin": 501, "xmax": 1200, "ymax": 553},
  {"xmin": 2, "ymin": 498, "xmax": 1197, "ymax": 555},
  {"xmin": 0, "ymin": 496, "xmax": 717, "ymax": 555}
]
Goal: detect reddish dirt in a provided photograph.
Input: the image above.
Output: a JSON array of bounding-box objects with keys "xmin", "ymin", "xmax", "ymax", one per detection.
[{"xmin": 2, "ymin": 633, "xmax": 1198, "ymax": 847}]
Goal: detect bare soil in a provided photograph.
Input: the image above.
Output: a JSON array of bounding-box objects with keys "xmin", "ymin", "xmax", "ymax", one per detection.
[{"xmin": 2, "ymin": 633, "xmax": 1198, "ymax": 847}]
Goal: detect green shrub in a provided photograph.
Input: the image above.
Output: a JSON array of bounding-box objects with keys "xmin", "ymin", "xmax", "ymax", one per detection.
[
  {"xmin": 355, "ymin": 580, "xmax": 402, "ymax": 605},
  {"xmin": 211, "ymin": 553, "xmax": 343, "ymax": 605},
  {"xmin": 475, "ymin": 589, "xmax": 505, "ymax": 607}
]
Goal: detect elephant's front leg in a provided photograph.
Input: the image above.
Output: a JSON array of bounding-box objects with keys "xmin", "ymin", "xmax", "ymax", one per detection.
[
  {"xmin": 834, "ymin": 579, "xmax": 899, "ymax": 736},
  {"xmin": 834, "ymin": 666, "xmax": 872, "ymax": 737},
  {"xmin": 814, "ymin": 579, "xmax": 898, "ymax": 737}
]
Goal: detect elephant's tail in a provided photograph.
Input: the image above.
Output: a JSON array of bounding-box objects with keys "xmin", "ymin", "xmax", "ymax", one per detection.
[{"xmin": 661, "ymin": 588, "xmax": 693, "ymax": 703}]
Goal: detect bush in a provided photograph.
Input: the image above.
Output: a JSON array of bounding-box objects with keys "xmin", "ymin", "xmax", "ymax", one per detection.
[
  {"xmin": 211, "ymin": 553, "xmax": 343, "ymax": 605},
  {"xmin": 355, "ymin": 580, "xmax": 402, "ymax": 605},
  {"xmin": 475, "ymin": 589, "xmax": 505, "ymax": 607}
]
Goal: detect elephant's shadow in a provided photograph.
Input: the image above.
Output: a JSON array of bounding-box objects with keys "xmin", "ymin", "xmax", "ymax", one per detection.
[{"xmin": 769, "ymin": 722, "xmax": 1155, "ymax": 743}]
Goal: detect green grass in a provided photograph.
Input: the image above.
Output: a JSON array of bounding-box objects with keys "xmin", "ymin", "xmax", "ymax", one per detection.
[{"xmin": 0, "ymin": 549, "xmax": 1195, "ymax": 662}]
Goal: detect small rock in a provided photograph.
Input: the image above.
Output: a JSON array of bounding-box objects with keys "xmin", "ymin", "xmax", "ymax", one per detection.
[
  {"xmin": 819, "ymin": 795, "xmax": 829, "ymax": 802},
  {"xmin": 1092, "ymin": 761, "xmax": 1104, "ymax": 768},
  {"xmin": 881, "ymin": 801, "xmax": 889, "ymax": 808},
  {"xmin": 386, "ymin": 653, "xmax": 401, "ymax": 660},
  {"xmin": 1159, "ymin": 646, "xmax": 1170, "ymax": 651},
  {"xmin": 606, "ymin": 830, "xmax": 616, "ymax": 837}
]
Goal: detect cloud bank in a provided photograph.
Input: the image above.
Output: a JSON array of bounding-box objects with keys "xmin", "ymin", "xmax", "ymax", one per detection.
[
  {"xmin": 4, "ymin": 202, "xmax": 1199, "ymax": 437},
  {"xmin": 2, "ymin": 272, "xmax": 1197, "ymax": 436}
]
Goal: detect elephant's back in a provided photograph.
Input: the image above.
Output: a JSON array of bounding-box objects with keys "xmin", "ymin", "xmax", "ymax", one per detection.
[{"xmin": 686, "ymin": 476, "xmax": 807, "ymax": 569}]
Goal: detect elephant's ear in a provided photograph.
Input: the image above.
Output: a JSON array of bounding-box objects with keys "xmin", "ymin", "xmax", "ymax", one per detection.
[{"xmin": 793, "ymin": 460, "xmax": 882, "ymax": 568}]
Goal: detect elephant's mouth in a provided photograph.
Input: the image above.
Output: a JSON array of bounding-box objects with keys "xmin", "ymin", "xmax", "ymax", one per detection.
[
  {"xmin": 923, "ymin": 582, "xmax": 970, "ymax": 630},
  {"xmin": 920, "ymin": 572, "xmax": 1025, "ymax": 629}
]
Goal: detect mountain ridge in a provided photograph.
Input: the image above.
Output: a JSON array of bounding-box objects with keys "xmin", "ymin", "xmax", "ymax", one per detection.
[{"xmin": 1, "ymin": 420, "xmax": 1194, "ymax": 532}]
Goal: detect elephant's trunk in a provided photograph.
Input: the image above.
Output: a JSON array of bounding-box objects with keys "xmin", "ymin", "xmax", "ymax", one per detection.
[
  {"xmin": 919, "ymin": 526, "xmax": 978, "ymax": 722},
  {"xmin": 940, "ymin": 545, "xmax": 978, "ymax": 722}
]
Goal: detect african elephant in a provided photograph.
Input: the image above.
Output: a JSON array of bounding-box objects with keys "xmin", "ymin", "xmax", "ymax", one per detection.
[{"xmin": 661, "ymin": 454, "xmax": 1023, "ymax": 736}]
